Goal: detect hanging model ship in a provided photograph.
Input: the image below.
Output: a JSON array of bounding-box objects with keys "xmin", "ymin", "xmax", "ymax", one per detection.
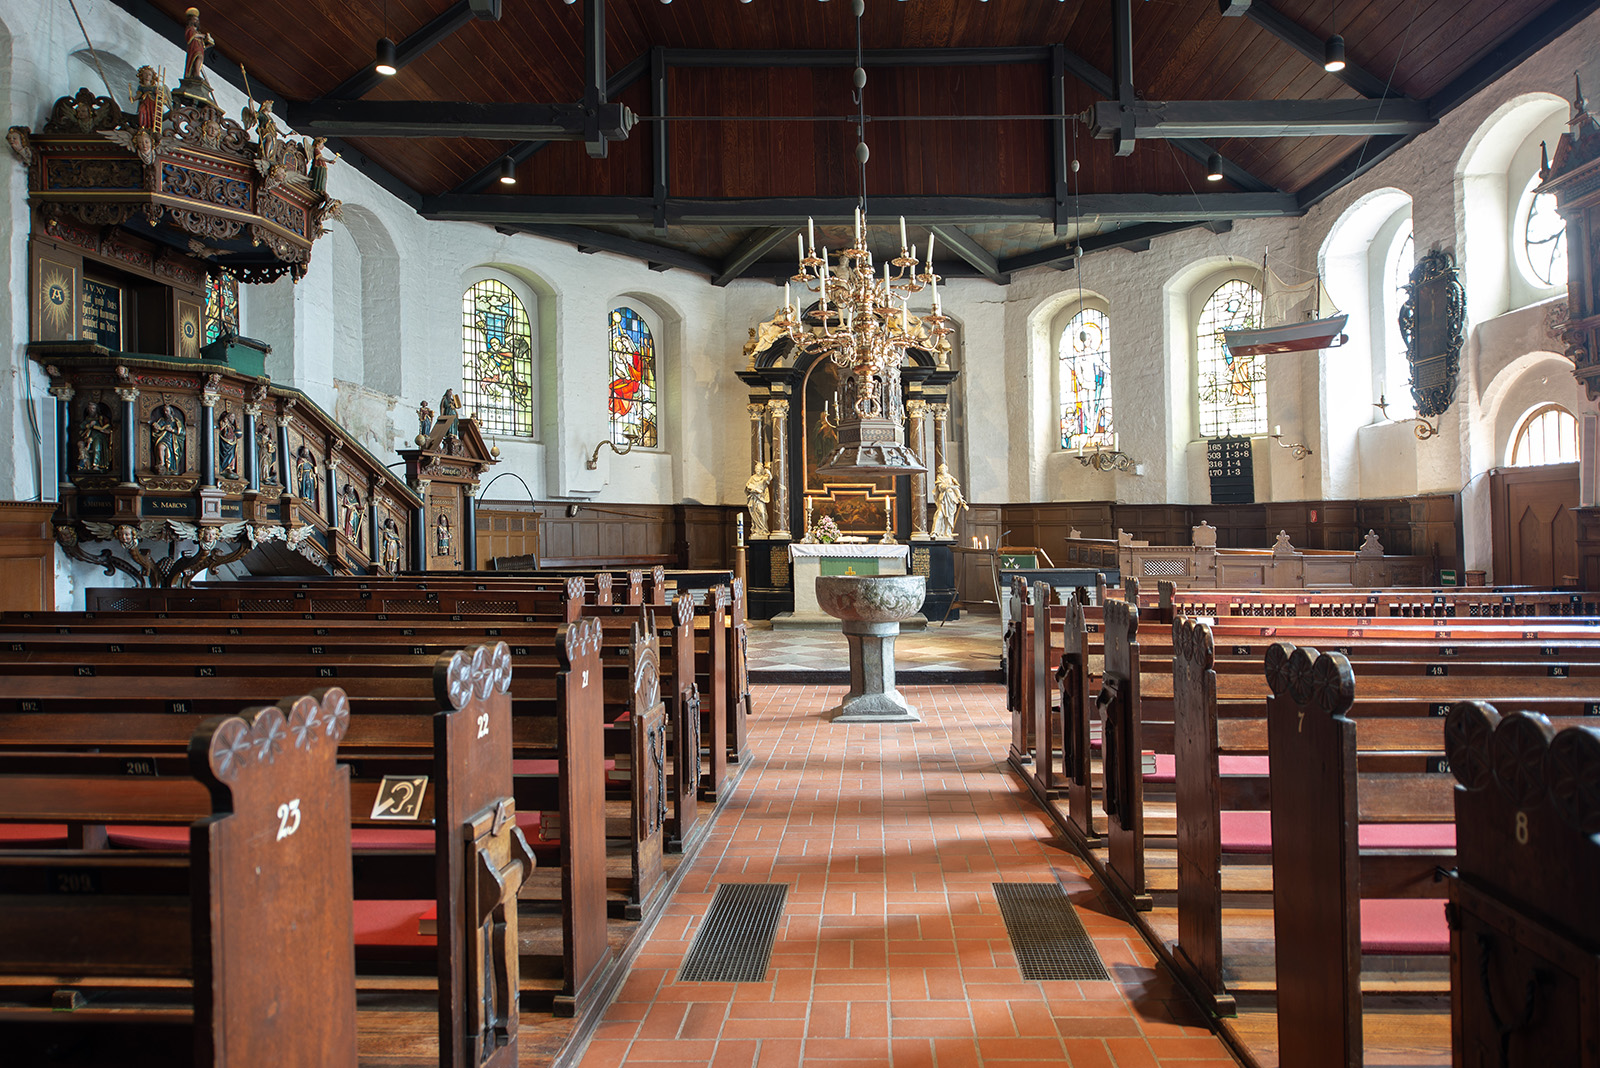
[{"xmin": 1223, "ymin": 250, "xmax": 1349, "ymax": 357}]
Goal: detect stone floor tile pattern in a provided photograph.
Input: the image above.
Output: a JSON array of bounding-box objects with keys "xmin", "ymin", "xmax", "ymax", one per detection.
[{"xmin": 572, "ymin": 683, "xmax": 1237, "ymax": 1068}]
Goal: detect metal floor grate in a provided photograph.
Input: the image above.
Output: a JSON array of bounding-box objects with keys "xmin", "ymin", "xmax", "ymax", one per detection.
[
  {"xmin": 677, "ymin": 883, "xmax": 788, "ymax": 983},
  {"xmin": 993, "ymin": 882, "xmax": 1110, "ymax": 981}
]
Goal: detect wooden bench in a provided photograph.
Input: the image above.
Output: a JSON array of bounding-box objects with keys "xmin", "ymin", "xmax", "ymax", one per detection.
[{"xmin": 0, "ymin": 691, "xmax": 361, "ymax": 1066}]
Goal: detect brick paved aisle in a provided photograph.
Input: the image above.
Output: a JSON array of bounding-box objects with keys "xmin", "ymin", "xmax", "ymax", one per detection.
[{"xmin": 572, "ymin": 683, "xmax": 1238, "ymax": 1068}]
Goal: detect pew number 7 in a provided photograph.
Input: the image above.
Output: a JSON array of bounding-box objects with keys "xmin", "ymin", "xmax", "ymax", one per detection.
[{"xmin": 276, "ymin": 798, "xmax": 302, "ymax": 841}]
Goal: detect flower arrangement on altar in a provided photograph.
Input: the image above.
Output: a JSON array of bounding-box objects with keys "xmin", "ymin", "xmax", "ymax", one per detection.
[{"xmin": 812, "ymin": 515, "xmax": 841, "ymax": 544}]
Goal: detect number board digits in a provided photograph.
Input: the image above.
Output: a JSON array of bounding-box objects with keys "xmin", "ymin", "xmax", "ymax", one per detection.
[{"xmin": 1206, "ymin": 436, "xmax": 1255, "ymax": 504}]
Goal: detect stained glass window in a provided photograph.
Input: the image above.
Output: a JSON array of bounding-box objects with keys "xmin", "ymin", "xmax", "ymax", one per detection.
[
  {"xmin": 461, "ymin": 279, "xmax": 534, "ymax": 437},
  {"xmin": 203, "ymin": 272, "xmax": 238, "ymax": 345},
  {"xmin": 608, "ymin": 306, "xmax": 658, "ymax": 447},
  {"xmin": 1059, "ymin": 308, "xmax": 1113, "ymax": 450},
  {"xmin": 1196, "ymin": 279, "xmax": 1265, "ymax": 437},
  {"xmin": 1523, "ymin": 183, "xmax": 1567, "ymax": 288}
]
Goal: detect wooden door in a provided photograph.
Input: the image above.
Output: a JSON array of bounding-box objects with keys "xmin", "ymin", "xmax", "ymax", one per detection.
[{"xmin": 1490, "ymin": 463, "xmax": 1579, "ymax": 586}]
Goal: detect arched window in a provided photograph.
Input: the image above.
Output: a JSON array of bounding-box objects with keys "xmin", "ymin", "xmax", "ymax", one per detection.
[
  {"xmin": 461, "ymin": 279, "xmax": 534, "ymax": 437},
  {"xmin": 608, "ymin": 306, "xmax": 658, "ymax": 447},
  {"xmin": 204, "ymin": 272, "xmax": 238, "ymax": 345},
  {"xmin": 1519, "ymin": 175, "xmax": 1568, "ymax": 289},
  {"xmin": 1510, "ymin": 403, "xmax": 1578, "ymax": 466},
  {"xmin": 1196, "ymin": 279, "xmax": 1265, "ymax": 437},
  {"xmin": 1059, "ymin": 307, "xmax": 1113, "ymax": 450},
  {"xmin": 1390, "ymin": 226, "xmax": 1414, "ymax": 312}
]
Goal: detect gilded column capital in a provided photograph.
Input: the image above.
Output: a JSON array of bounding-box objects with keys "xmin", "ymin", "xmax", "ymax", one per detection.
[
  {"xmin": 906, "ymin": 398, "xmax": 927, "ymax": 418},
  {"xmin": 747, "ymin": 403, "xmax": 766, "ymax": 420},
  {"xmin": 114, "ymin": 386, "xmax": 140, "ymax": 404},
  {"xmin": 769, "ymin": 398, "xmax": 790, "ymax": 417},
  {"xmin": 49, "ymin": 382, "xmax": 75, "ymax": 402}
]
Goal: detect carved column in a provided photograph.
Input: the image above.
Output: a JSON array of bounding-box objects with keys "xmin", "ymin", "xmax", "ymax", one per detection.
[
  {"xmin": 368, "ymin": 481, "xmax": 382, "ymax": 563},
  {"xmin": 275, "ymin": 411, "xmax": 294, "ymax": 517},
  {"xmin": 930, "ymin": 402, "xmax": 950, "ymax": 475},
  {"xmin": 324, "ymin": 456, "xmax": 340, "ymax": 528},
  {"xmin": 115, "ymin": 386, "xmax": 139, "ymax": 486},
  {"xmin": 199, "ymin": 379, "xmax": 219, "ymax": 488},
  {"xmin": 748, "ymin": 402, "xmax": 766, "ymax": 469},
  {"xmin": 242, "ymin": 399, "xmax": 260, "ymax": 496},
  {"xmin": 907, "ymin": 398, "xmax": 930, "ymax": 541},
  {"xmin": 409, "ymin": 478, "xmax": 430, "ymax": 570},
  {"xmin": 768, "ymin": 398, "xmax": 791, "ymax": 539},
  {"xmin": 462, "ymin": 481, "xmax": 479, "ymax": 570},
  {"xmin": 49, "ymin": 382, "xmax": 73, "ymax": 489}
]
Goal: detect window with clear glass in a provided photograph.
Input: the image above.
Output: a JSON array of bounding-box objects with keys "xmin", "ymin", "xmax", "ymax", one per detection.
[
  {"xmin": 461, "ymin": 279, "xmax": 534, "ymax": 437},
  {"xmin": 1510, "ymin": 404, "xmax": 1578, "ymax": 466},
  {"xmin": 609, "ymin": 306, "xmax": 658, "ymax": 447},
  {"xmin": 1391, "ymin": 226, "xmax": 1415, "ymax": 312},
  {"xmin": 1196, "ymin": 279, "xmax": 1265, "ymax": 437},
  {"xmin": 1059, "ymin": 307, "xmax": 1113, "ymax": 450},
  {"xmin": 1523, "ymin": 180, "xmax": 1568, "ymax": 289},
  {"xmin": 203, "ymin": 272, "xmax": 239, "ymax": 345}
]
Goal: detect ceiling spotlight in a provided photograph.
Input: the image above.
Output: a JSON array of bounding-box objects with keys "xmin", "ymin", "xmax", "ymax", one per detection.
[
  {"xmin": 1323, "ymin": 34, "xmax": 1346, "ymax": 73},
  {"xmin": 374, "ymin": 37, "xmax": 397, "ymax": 76},
  {"xmin": 1206, "ymin": 153, "xmax": 1224, "ymax": 182},
  {"xmin": 499, "ymin": 156, "xmax": 517, "ymax": 185}
]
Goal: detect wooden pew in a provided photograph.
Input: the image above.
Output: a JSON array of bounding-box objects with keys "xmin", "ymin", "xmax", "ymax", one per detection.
[
  {"xmin": 0, "ymin": 630, "xmax": 614, "ymax": 1022},
  {"xmin": 0, "ymin": 692, "xmax": 361, "ymax": 1066},
  {"xmin": 1444, "ymin": 701, "xmax": 1600, "ymax": 1066}
]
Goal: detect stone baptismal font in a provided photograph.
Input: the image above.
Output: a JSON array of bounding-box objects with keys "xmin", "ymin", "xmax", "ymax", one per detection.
[{"xmin": 814, "ymin": 574, "xmax": 927, "ymax": 722}]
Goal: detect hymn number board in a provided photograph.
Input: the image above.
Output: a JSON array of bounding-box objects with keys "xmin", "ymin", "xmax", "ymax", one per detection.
[{"xmin": 1208, "ymin": 436, "xmax": 1254, "ymax": 504}]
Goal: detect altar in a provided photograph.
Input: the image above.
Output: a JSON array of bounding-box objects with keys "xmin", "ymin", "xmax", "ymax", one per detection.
[{"xmin": 773, "ymin": 543, "xmax": 915, "ymax": 629}]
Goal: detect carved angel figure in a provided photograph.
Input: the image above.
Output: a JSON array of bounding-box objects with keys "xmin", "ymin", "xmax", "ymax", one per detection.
[{"xmin": 6, "ymin": 125, "xmax": 32, "ymax": 166}]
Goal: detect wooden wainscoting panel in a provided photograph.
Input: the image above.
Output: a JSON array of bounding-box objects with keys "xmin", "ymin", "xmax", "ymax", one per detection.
[
  {"xmin": 0, "ymin": 502, "xmax": 56, "ymax": 611},
  {"xmin": 1490, "ymin": 464, "xmax": 1579, "ymax": 587}
]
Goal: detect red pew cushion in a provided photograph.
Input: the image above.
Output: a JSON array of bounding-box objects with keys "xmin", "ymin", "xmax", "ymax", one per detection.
[
  {"xmin": 513, "ymin": 758, "xmax": 616, "ymax": 775},
  {"xmin": 351, "ymin": 828, "xmax": 434, "ymax": 850},
  {"xmin": 353, "ymin": 900, "xmax": 436, "ymax": 947},
  {"xmin": 0, "ymin": 823, "xmax": 69, "ymax": 845},
  {"xmin": 1218, "ymin": 812, "xmax": 1456, "ymax": 854},
  {"xmin": 108, "ymin": 825, "xmax": 470, "ymax": 851},
  {"xmin": 107, "ymin": 825, "xmax": 188, "ymax": 849},
  {"xmin": 1361, "ymin": 898, "xmax": 1449, "ymax": 955},
  {"xmin": 1145, "ymin": 753, "xmax": 1269, "ymax": 784}
]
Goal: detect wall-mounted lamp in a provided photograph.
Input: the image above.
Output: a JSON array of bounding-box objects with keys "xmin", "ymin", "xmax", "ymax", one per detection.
[
  {"xmin": 1270, "ymin": 425, "xmax": 1312, "ymax": 460},
  {"xmin": 585, "ymin": 434, "xmax": 638, "ymax": 469},
  {"xmin": 374, "ymin": 37, "xmax": 398, "ymax": 76},
  {"xmin": 1374, "ymin": 394, "xmax": 1441, "ymax": 440},
  {"xmin": 1076, "ymin": 447, "xmax": 1138, "ymax": 473}
]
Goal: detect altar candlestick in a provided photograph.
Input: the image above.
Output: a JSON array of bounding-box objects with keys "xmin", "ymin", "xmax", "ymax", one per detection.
[
  {"xmin": 784, "ymin": 281, "xmax": 791, "ymax": 317},
  {"xmin": 797, "ymin": 232, "xmax": 804, "ymax": 265},
  {"xmin": 807, "ymin": 216, "xmax": 815, "ymax": 251},
  {"xmin": 899, "ymin": 215, "xmax": 908, "ymax": 251},
  {"xmin": 927, "ymin": 231, "xmax": 935, "ymax": 267}
]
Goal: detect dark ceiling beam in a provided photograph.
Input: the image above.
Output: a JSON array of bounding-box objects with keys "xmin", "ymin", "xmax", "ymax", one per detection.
[
  {"xmin": 322, "ymin": 0, "xmax": 496, "ymax": 102},
  {"xmin": 1293, "ymin": 134, "xmax": 1409, "ymax": 211},
  {"xmin": 450, "ymin": 51, "xmax": 650, "ymax": 195},
  {"xmin": 419, "ymin": 193, "xmax": 1293, "ymax": 227},
  {"xmin": 714, "ymin": 227, "xmax": 793, "ymax": 287},
  {"xmin": 928, "ymin": 225, "xmax": 1008, "ymax": 285},
  {"xmin": 999, "ymin": 219, "xmax": 1232, "ymax": 274},
  {"xmin": 283, "ymin": 100, "xmax": 633, "ymax": 141},
  {"xmin": 1046, "ymin": 23, "xmax": 1276, "ymax": 193},
  {"xmin": 1218, "ymin": 0, "xmax": 1395, "ymax": 99},
  {"xmin": 582, "ymin": 0, "xmax": 613, "ymax": 158},
  {"xmin": 105, "ymin": 0, "xmax": 425, "ymax": 206},
  {"xmin": 664, "ymin": 46, "xmax": 1051, "ymax": 68},
  {"xmin": 502, "ymin": 225, "xmax": 718, "ymax": 276},
  {"xmin": 1427, "ymin": 0, "xmax": 1600, "ymax": 118},
  {"xmin": 1090, "ymin": 98, "xmax": 1433, "ymax": 139},
  {"xmin": 1111, "ymin": 0, "xmax": 1137, "ymax": 157}
]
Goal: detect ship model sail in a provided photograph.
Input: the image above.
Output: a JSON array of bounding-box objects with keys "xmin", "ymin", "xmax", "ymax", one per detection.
[{"xmin": 1224, "ymin": 253, "xmax": 1349, "ymax": 357}]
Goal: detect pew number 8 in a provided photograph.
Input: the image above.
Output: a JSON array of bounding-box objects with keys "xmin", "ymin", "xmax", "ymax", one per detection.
[
  {"xmin": 1515, "ymin": 811, "xmax": 1529, "ymax": 845},
  {"xmin": 276, "ymin": 798, "xmax": 302, "ymax": 841}
]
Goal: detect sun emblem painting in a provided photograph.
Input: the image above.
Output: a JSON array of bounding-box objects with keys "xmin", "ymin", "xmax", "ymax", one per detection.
[
  {"xmin": 608, "ymin": 306, "xmax": 657, "ymax": 448},
  {"xmin": 41, "ymin": 267, "xmax": 73, "ymax": 338}
]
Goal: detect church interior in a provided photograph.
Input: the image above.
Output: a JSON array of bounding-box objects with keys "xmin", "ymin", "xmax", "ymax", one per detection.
[{"xmin": 1, "ymin": 0, "xmax": 1598, "ymax": 1065}]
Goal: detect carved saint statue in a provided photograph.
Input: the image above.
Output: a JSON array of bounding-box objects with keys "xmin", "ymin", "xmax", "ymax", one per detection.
[
  {"xmin": 150, "ymin": 402, "xmax": 186, "ymax": 476},
  {"xmin": 305, "ymin": 136, "xmax": 335, "ymax": 194},
  {"xmin": 339, "ymin": 483, "xmax": 363, "ymax": 540},
  {"xmin": 415, "ymin": 398, "xmax": 435, "ymax": 445},
  {"xmin": 744, "ymin": 461, "xmax": 773, "ymax": 540},
  {"xmin": 436, "ymin": 513, "xmax": 453, "ymax": 557},
  {"xmin": 175, "ymin": 7, "xmax": 217, "ymax": 108},
  {"xmin": 75, "ymin": 402, "xmax": 114, "ymax": 474},
  {"xmin": 257, "ymin": 421, "xmax": 278, "ymax": 483},
  {"xmin": 380, "ymin": 517, "xmax": 403, "ymax": 573},
  {"xmin": 294, "ymin": 445, "xmax": 317, "ymax": 503},
  {"xmin": 131, "ymin": 65, "xmax": 167, "ymax": 133},
  {"xmin": 216, "ymin": 410, "xmax": 239, "ymax": 479},
  {"xmin": 931, "ymin": 463, "xmax": 967, "ymax": 540},
  {"xmin": 439, "ymin": 388, "xmax": 460, "ymax": 421}
]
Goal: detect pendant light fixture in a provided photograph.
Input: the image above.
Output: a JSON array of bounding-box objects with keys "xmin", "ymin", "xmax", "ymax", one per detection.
[
  {"xmin": 375, "ymin": 0, "xmax": 397, "ymax": 76},
  {"xmin": 498, "ymin": 156, "xmax": 517, "ymax": 185},
  {"xmin": 1323, "ymin": 0, "xmax": 1345, "ymax": 73},
  {"xmin": 1206, "ymin": 153, "xmax": 1224, "ymax": 182}
]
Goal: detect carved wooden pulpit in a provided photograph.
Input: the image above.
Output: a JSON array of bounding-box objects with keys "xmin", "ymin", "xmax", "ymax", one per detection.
[{"xmin": 399, "ymin": 395, "xmax": 498, "ymax": 571}]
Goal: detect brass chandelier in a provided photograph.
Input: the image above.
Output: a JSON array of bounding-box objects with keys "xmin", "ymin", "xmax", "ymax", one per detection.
[{"xmin": 779, "ymin": 210, "xmax": 950, "ymax": 475}]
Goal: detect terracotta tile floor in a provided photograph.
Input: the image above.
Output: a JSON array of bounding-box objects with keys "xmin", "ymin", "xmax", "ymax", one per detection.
[{"xmin": 573, "ymin": 683, "xmax": 1237, "ymax": 1068}]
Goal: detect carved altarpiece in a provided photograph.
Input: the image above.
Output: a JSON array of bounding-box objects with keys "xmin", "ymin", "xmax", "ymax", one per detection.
[{"xmin": 399, "ymin": 415, "xmax": 498, "ymax": 572}]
